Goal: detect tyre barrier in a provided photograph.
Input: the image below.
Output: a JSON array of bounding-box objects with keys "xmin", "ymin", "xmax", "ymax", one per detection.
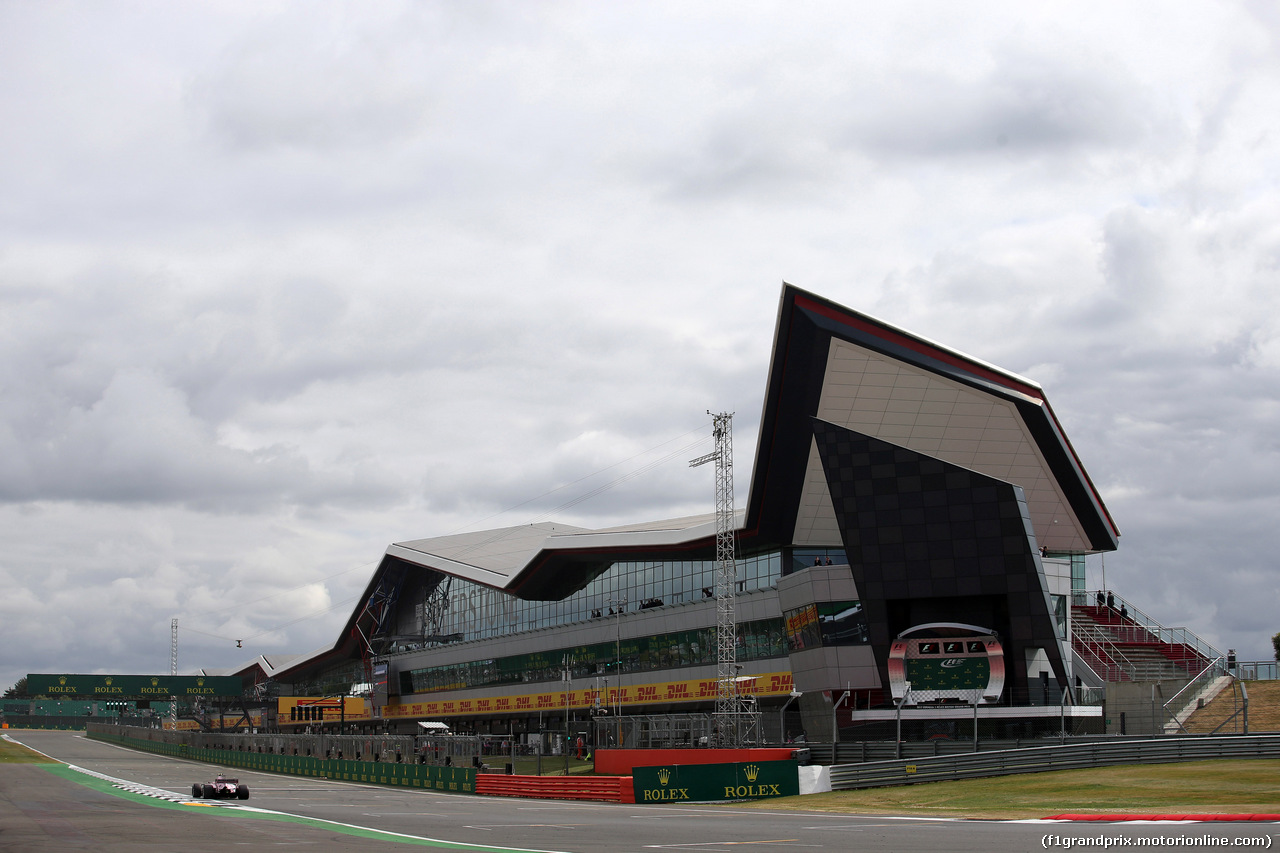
[{"xmin": 475, "ymin": 773, "xmax": 636, "ymax": 803}]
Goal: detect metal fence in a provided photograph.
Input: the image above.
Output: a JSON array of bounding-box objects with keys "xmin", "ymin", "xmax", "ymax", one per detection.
[
  {"xmin": 1236, "ymin": 662, "xmax": 1279, "ymax": 680},
  {"xmin": 591, "ymin": 712, "xmax": 766, "ymax": 749},
  {"xmin": 76, "ymin": 723, "xmax": 609, "ymax": 775},
  {"xmin": 1, "ymin": 713, "xmax": 153, "ymax": 731},
  {"xmin": 78, "ymin": 723, "xmax": 477, "ymax": 766},
  {"xmin": 827, "ymin": 733, "xmax": 1280, "ymax": 790},
  {"xmin": 88, "ymin": 726, "xmax": 478, "ymax": 794},
  {"xmin": 806, "ymin": 736, "xmax": 1107, "ymax": 765},
  {"xmin": 1073, "ymin": 591, "xmax": 1224, "ymax": 667}
]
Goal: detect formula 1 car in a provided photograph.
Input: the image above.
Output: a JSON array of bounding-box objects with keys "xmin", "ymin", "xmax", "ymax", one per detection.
[{"xmin": 190, "ymin": 774, "xmax": 249, "ymax": 800}]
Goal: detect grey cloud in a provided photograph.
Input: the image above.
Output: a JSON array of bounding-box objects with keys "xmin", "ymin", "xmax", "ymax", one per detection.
[
  {"xmin": 0, "ymin": 275, "xmax": 408, "ymax": 508},
  {"xmin": 5, "ymin": 2, "xmax": 1280, "ymax": 686},
  {"xmin": 652, "ymin": 126, "xmax": 835, "ymax": 203},
  {"xmin": 840, "ymin": 45, "xmax": 1159, "ymax": 160},
  {"xmin": 1098, "ymin": 208, "xmax": 1175, "ymax": 315},
  {"xmin": 0, "ymin": 367, "xmax": 315, "ymax": 508},
  {"xmin": 186, "ymin": 12, "xmax": 436, "ymax": 154}
]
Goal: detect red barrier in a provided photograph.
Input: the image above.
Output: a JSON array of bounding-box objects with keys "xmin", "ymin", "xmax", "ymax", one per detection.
[
  {"xmin": 475, "ymin": 774, "xmax": 635, "ymax": 803},
  {"xmin": 594, "ymin": 748, "xmax": 796, "ymax": 777}
]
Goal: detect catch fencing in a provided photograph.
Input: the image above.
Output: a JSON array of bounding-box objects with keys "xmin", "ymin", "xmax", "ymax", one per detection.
[
  {"xmin": 87, "ymin": 724, "xmax": 477, "ymax": 793},
  {"xmin": 81, "ymin": 722, "xmax": 487, "ymax": 766}
]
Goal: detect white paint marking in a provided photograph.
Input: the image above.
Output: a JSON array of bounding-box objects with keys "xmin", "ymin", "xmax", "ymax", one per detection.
[{"xmin": 53, "ymin": 762, "xmax": 575, "ymax": 853}]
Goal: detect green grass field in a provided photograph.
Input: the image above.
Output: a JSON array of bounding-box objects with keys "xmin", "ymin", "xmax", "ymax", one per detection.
[
  {"xmin": 743, "ymin": 759, "xmax": 1280, "ymax": 819},
  {"xmin": 0, "ymin": 736, "xmax": 58, "ymax": 765}
]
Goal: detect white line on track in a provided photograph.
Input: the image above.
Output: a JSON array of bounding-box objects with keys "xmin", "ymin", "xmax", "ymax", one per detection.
[
  {"xmin": 32, "ymin": 754, "xmax": 577, "ymax": 853},
  {"xmin": 468, "ymin": 819, "xmax": 586, "ymax": 824},
  {"xmin": 642, "ymin": 842, "xmax": 823, "ymax": 850}
]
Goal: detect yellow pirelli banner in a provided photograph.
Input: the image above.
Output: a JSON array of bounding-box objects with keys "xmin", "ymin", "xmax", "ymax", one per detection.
[{"xmin": 383, "ymin": 671, "xmax": 794, "ymax": 720}]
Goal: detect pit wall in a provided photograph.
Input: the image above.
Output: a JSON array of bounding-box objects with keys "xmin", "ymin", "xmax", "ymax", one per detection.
[
  {"xmin": 85, "ymin": 722, "xmax": 423, "ymax": 763},
  {"xmin": 2, "ymin": 716, "xmax": 90, "ymax": 731},
  {"xmin": 87, "ymin": 725, "xmax": 476, "ymax": 794},
  {"xmin": 84, "ymin": 725, "xmax": 795, "ymax": 804}
]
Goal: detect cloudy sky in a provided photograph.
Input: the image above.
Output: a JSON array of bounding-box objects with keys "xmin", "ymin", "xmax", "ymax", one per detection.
[{"xmin": 3, "ymin": 1, "xmax": 1279, "ymax": 694}]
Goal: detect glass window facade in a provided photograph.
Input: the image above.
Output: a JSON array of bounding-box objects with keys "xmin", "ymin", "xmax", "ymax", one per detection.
[
  {"xmin": 783, "ymin": 601, "xmax": 869, "ymax": 652},
  {"xmin": 399, "ymin": 617, "xmax": 788, "ymax": 696},
  {"xmin": 1052, "ymin": 594, "xmax": 1068, "ymax": 639},
  {"xmin": 287, "ymin": 659, "xmax": 367, "ymax": 700},
  {"xmin": 414, "ymin": 551, "xmax": 784, "ymax": 647},
  {"xmin": 786, "ymin": 549, "xmax": 849, "ymax": 576}
]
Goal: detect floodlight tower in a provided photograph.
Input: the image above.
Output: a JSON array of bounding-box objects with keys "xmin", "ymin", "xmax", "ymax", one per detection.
[{"xmin": 689, "ymin": 411, "xmax": 738, "ymax": 745}]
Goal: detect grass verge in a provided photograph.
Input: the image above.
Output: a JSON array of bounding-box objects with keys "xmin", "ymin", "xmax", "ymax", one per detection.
[
  {"xmin": 0, "ymin": 736, "xmax": 59, "ymax": 764},
  {"xmin": 738, "ymin": 759, "xmax": 1280, "ymax": 820}
]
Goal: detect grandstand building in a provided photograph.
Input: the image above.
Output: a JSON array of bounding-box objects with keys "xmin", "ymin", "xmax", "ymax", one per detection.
[{"xmin": 240, "ymin": 284, "xmax": 1165, "ymax": 742}]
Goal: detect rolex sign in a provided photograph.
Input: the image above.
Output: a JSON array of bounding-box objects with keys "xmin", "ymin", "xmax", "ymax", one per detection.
[{"xmin": 632, "ymin": 760, "xmax": 798, "ymax": 803}]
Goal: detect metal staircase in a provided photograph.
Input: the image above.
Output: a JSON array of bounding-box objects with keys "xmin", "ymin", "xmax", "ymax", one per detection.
[
  {"xmin": 1070, "ymin": 590, "xmax": 1231, "ymax": 732},
  {"xmin": 1071, "ymin": 590, "xmax": 1219, "ymax": 682}
]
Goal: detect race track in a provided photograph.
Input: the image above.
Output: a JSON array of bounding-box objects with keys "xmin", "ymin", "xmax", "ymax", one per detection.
[{"xmin": 2, "ymin": 730, "xmax": 1273, "ymax": 852}]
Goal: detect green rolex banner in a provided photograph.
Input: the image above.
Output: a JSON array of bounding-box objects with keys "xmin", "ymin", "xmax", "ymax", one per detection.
[
  {"xmin": 28, "ymin": 674, "xmax": 244, "ymax": 698},
  {"xmin": 633, "ymin": 760, "xmax": 798, "ymax": 803}
]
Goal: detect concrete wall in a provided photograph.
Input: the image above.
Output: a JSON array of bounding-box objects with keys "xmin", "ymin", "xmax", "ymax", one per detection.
[{"xmin": 1105, "ymin": 679, "xmax": 1191, "ymax": 735}]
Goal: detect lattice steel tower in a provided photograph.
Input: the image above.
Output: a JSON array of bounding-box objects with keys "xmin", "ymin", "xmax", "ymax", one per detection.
[
  {"xmin": 689, "ymin": 411, "xmax": 740, "ymax": 744},
  {"xmin": 170, "ymin": 617, "xmax": 179, "ymax": 727}
]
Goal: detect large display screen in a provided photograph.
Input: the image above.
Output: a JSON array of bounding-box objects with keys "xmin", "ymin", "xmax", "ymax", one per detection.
[{"xmin": 886, "ymin": 625, "xmax": 1005, "ymax": 705}]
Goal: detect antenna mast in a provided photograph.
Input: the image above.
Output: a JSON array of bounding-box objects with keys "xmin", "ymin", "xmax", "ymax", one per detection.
[{"xmin": 690, "ymin": 411, "xmax": 740, "ymax": 745}]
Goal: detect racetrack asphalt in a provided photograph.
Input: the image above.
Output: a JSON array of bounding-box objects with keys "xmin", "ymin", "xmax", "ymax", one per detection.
[{"xmin": 3, "ymin": 730, "xmax": 1277, "ymax": 852}]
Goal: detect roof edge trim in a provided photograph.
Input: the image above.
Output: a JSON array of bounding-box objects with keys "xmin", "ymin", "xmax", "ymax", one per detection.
[{"xmin": 792, "ymin": 289, "xmax": 1044, "ymax": 401}]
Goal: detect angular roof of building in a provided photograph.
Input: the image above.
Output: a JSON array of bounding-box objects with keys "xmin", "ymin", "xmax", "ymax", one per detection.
[
  {"xmin": 380, "ymin": 284, "xmax": 1117, "ymax": 599},
  {"xmin": 743, "ymin": 284, "xmax": 1118, "ymax": 555},
  {"xmin": 268, "ymin": 284, "xmax": 1116, "ymax": 683},
  {"xmin": 381, "ymin": 513, "xmax": 733, "ymax": 602},
  {"xmin": 385, "ymin": 515, "xmax": 727, "ymax": 588}
]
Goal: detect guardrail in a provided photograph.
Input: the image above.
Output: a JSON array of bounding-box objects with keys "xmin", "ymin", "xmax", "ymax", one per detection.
[
  {"xmin": 1236, "ymin": 662, "xmax": 1279, "ymax": 681},
  {"xmin": 805, "ymin": 736, "xmax": 1122, "ymax": 765},
  {"xmin": 1162, "ymin": 657, "xmax": 1230, "ymax": 732},
  {"xmin": 827, "ymin": 734, "xmax": 1280, "ymax": 790}
]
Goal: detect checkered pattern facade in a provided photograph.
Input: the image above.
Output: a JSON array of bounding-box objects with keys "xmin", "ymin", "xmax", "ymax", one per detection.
[{"xmin": 811, "ymin": 418, "xmax": 1069, "ymax": 701}]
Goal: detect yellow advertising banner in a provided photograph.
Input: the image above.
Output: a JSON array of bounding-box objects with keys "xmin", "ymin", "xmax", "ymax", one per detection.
[
  {"xmin": 279, "ymin": 696, "xmax": 373, "ymax": 724},
  {"xmin": 383, "ymin": 671, "xmax": 794, "ymax": 720},
  {"xmin": 785, "ymin": 604, "xmax": 817, "ymax": 636},
  {"xmin": 163, "ymin": 714, "xmax": 263, "ymax": 732}
]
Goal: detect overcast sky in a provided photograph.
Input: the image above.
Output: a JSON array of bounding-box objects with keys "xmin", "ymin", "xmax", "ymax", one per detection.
[{"xmin": 3, "ymin": 1, "xmax": 1279, "ymax": 695}]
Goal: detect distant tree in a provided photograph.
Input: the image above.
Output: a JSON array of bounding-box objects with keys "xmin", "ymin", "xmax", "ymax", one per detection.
[
  {"xmin": 3, "ymin": 677, "xmax": 28, "ymax": 699},
  {"xmin": 1273, "ymin": 632, "xmax": 1280, "ymax": 662}
]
